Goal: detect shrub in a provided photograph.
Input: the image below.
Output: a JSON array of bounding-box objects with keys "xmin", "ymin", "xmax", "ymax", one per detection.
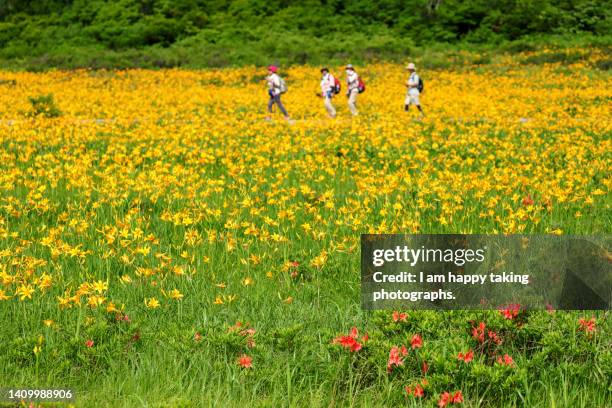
[
  {"xmin": 502, "ymin": 40, "xmax": 537, "ymax": 53},
  {"xmin": 594, "ymin": 59, "xmax": 612, "ymax": 70},
  {"xmin": 27, "ymin": 93, "xmax": 62, "ymax": 118},
  {"xmin": 522, "ymin": 51, "xmax": 586, "ymax": 65}
]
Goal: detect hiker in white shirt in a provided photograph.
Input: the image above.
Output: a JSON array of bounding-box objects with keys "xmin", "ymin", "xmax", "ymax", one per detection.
[
  {"xmin": 405, "ymin": 63, "xmax": 424, "ymax": 118},
  {"xmin": 345, "ymin": 64, "xmax": 360, "ymax": 116},
  {"xmin": 319, "ymin": 67, "xmax": 337, "ymax": 118},
  {"xmin": 266, "ymin": 65, "xmax": 289, "ymax": 120}
]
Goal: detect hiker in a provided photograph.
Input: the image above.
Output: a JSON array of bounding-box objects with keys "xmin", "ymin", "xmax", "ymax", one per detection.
[
  {"xmin": 319, "ymin": 67, "xmax": 338, "ymax": 118},
  {"xmin": 266, "ymin": 65, "xmax": 290, "ymax": 120},
  {"xmin": 404, "ymin": 63, "xmax": 424, "ymax": 118},
  {"xmin": 345, "ymin": 64, "xmax": 360, "ymax": 116}
]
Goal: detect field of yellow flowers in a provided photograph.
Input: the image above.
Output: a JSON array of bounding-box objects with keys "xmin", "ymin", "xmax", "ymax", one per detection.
[{"xmin": 0, "ymin": 50, "xmax": 610, "ymax": 407}]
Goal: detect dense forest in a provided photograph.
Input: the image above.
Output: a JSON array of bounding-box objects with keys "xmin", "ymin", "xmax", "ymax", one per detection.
[{"xmin": 0, "ymin": 0, "xmax": 610, "ymax": 69}]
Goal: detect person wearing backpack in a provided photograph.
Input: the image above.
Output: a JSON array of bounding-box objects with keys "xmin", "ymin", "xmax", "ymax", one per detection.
[
  {"xmin": 345, "ymin": 64, "xmax": 362, "ymax": 116},
  {"xmin": 404, "ymin": 63, "xmax": 424, "ymax": 119},
  {"xmin": 266, "ymin": 65, "xmax": 290, "ymax": 121},
  {"xmin": 319, "ymin": 67, "xmax": 338, "ymax": 118}
]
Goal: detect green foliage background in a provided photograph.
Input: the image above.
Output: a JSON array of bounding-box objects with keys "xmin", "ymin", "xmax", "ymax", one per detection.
[{"xmin": 0, "ymin": 0, "xmax": 610, "ymax": 69}]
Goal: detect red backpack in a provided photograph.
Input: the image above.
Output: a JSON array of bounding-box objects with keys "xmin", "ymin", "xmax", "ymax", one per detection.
[
  {"xmin": 333, "ymin": 76, "xmax": 341, "ymax": 94},
  {"xmin": 357, "ymin": 76, "xmax": 365, "ymax": 93}
]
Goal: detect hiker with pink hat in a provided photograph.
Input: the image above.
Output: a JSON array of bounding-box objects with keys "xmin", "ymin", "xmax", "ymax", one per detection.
[
  {"xmin": 266, "ymin": 65, "xmax": 290, "ymax": 120},
  {"xmin": 319, "ymin": 67, "xmax": 339, "ymax": 118}
]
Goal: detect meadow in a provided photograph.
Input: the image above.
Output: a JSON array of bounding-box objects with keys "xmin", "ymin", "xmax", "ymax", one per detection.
[{"xmin": 0, "ymin": 48, "xmax": 610, "ymax": 407}]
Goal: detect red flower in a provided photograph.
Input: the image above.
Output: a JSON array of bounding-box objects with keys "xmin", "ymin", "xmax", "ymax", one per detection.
[
  {"xmin": 240, "ymin": 328, "xmax": 256, "ymax": 336},
  {"xmin": 522, "ymin": 196, "xmax": 534, "ymax": 206},
  {"xmin": 472, "ymin": 322, "xmax": 502, "ymax": 345},
  {"xmin": 411, "ymin": 334, "xmax": 423, "ymax": 349},
  {"xmin": 350, "ymin": 341, "xmax": 362, "ymax": 352},
  {"xmin": 406, "ymin": 384, "xmax": 425, "ymax": 398},
  {"xmin": 194, "ymin": 332, "xmax": 202, "ymax": 342},
  {"xmin": 471, "ymin": 322, "xmax": 486, "ymax": 343},
  {"xmin": 422, "ymin": 361, "xmax": 429, "ymax": 374},
  {"xmin": 457, "ymin": 349, "xmax": 474, "ymax": 363},
  {"xmin": 438, "ymin": 392, "xmax": 451, "ymax": 407},
  {"xmin": 228, "ymin": 321, "xmax": 244, "ymax": 332},
  {"xmin": 336, "ymin": 335, "xmax": 356, "ymax": 347},
  {"xmin": 393, "ymin": 311, "xmax": 408, "ymax": 322},
  {"xmin": 578, "ymin": 317, "xmax": 596, "ymax": 333},
  {"xmin": 85, "ymin": 339, "xmax": 94, "ymax": 348},
  {"xmin": 387, "ymin": 346, "xmax": 405, "ymax": 372},
  {"xmin": 439, "ymin": 390, "xmax": 463, "ymax": 406},
  {"xmin": 452, "ymin": 391, "xmax": 464, "ymax": 403},
  {"xmin": 500, "ymin": 303, "xmax": 521, "ymax": 320},
  {"xmin": 488, "ymin": 330, "xmax": 502, "ymax": 345},
  {"xmin": 332, "ymin": 327, "xmax": 366, "ymax": 352},
  {"xmin": 238, "ymin": 354, "xmax": 252, "ymax": 368},
  {"xmin": 496, "ymin": 354, "xmax": 515, "ymax": 366}
]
